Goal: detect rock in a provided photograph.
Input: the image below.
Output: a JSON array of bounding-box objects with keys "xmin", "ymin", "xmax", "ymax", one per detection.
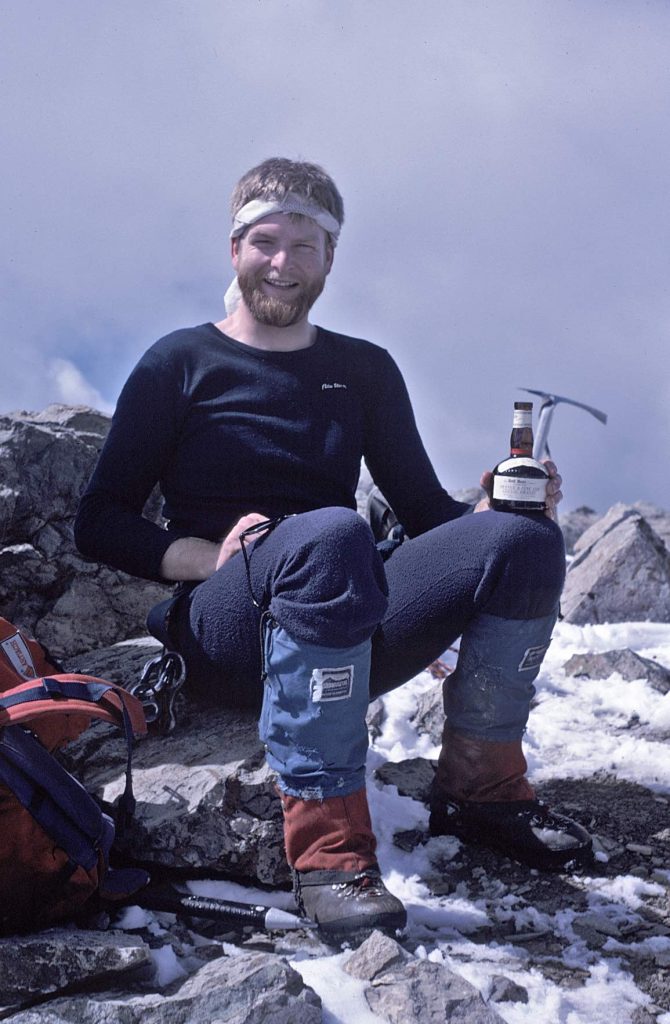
[
  {"xmin": 573, "ymin": 912, "xmax": 627, "ymax": 939},
  {"xmin": 633, "ymin": 501, "xmax": 670, "ymax": 550},
  {"xmin": 626, "ymin": 843, "xmax": 654, "ymax": 857},
  {"xmin": 0, "ymin": 930, "xmax": 151, "ymax": 1009},
  {"xmin": 561, "ymin": 506, "xmax": 601, "ymax": 555},
  {"xmin": 11, "ymin": 403, "xmax": 113, "ymax": 432},
  {"xmin": 343, "ymin": 929, "xmax": 411, "ymax": 980},
  {"xmin": 366, "ymin": 957, "xmax": 505, "ymax": 1024},
  {"xmin": 560, "ymin": 504, "xmax": 670, "ymax": 624},
  {"xmin": 355, "ymin": 465, "xmax": 483, "ymax": 531},
  {"xmin": 61, "ymin": 709, "xmax": 286, "ymax": 887},
  {"xmin": 8, "ymin": 951, "xmax": 322, "ymax": 1024},
  {"xmin": 631, "ymin": 1008, "xmax": 659, "ymax": 1024},
  {"xmin": 410, "ymin": 685, "xmax": 444, "ymax": 746},
  {"xmin": 366, "ymin": 697, "xmax": 386, "ymax": 740},
  {"xmin": 59, "ymin": 638, "xmax": 287, "ymax": 887},
  {"xmin": 343, "ymin": 933, "xmax": 505, "ymax": 1024},
  {"xmin": 355, "ymin": 461, "xmax": 375, "ymax": 519},
  {"xmin": 563, "ymin": 649, "xmax": 670, "ymax": 694},
  {"xmin": 63, "ymin": 636, "xmax": 164, "ymax": 685},
  {"xmin": 0, "ymin": 408, "xmax": 172, "ymax": 657},
  {"xmin": 40, "ymin": 570, "xmax": 171, "ymax": 660},
  {"xmin": 488, "ymin": 974, "xmax": 529, "ymax": 1004},
  {"xmin": 374, "ymin": 757, "xmax": 435, "ymax": 803}
]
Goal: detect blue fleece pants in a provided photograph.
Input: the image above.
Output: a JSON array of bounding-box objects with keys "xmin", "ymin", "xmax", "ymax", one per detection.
[{"xmin": 168, "ymin": 506, "xmax": 565, "ymax": 797}]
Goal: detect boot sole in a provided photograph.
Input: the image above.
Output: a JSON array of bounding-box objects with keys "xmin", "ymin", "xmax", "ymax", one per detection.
[{"xmin": 314, "ymin": 908, "xmax": 407, "ymax": 942}]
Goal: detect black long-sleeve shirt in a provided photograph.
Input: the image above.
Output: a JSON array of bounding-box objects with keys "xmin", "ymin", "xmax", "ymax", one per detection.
[{"xmin": 75, "ymin": 323, "xmax": 469, "ymax": 581}]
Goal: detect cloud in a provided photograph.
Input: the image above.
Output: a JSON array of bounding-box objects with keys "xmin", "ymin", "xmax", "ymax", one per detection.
[
  {"xmin": 48, "ymin": 359, "xmax": 113, "ymax": 415},
  {"xmin": 1, "ymin": 0, "xmax": 669, "ymax": 510}
]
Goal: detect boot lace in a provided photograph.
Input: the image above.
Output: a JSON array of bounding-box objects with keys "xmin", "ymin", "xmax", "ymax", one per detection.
[{"xmin": 332, "ymin": 869, "xmax": 388, "ymax": 899}]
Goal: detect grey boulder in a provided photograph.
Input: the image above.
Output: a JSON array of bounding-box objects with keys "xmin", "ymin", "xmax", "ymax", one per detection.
[{"xmin": 561, "ymin": 504, "xmax": 670, "ymax": 624}]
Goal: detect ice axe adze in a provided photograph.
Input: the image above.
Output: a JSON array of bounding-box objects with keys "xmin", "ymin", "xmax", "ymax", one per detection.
[{"xmin": 520, "ymin": 388, "xmax": 607, "ymax": 462}]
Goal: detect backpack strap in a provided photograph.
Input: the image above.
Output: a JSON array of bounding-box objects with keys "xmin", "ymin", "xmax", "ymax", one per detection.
[
  {"xmin": 0, "ymin": 725, "xmax": 114, "ymax": 874},
  {"xmin": 0, "ymin": 675, "xmax": 147, "ymax": 832},
  {"xmin": 0, "ymin": 724, "xmax": 150, "ymax": 904},
  {"xmin": 0, "ymin": 674, "xmax": 147, "ymax": 739}
]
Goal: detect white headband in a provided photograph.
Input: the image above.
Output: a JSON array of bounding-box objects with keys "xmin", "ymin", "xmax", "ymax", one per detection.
[
  {"xmin": 225, "ymin": 193, "xmax": 341, "ymax": 315},
  {"xmin": 230, "ymin": 194, "xmax": 341, "ymax": 243}
]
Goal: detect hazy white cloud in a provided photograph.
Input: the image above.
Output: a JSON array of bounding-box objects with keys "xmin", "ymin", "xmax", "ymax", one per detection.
[
  {"xmin": 1, "ymin": 0, "xmax": 669, "ymax": 510},
  {"xmin": 48, "ymin": 359, "xmax": 113, "ymax": 414}
]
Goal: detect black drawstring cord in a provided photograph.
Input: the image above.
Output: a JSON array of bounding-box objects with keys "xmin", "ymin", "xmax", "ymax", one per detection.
[
  {"xmin": 239, "ymin": 514, "xmax": 295, "ymax": 609},
  {"xmin": 238, "ymin": 515, "xmax": 296, "ymax": 682}
]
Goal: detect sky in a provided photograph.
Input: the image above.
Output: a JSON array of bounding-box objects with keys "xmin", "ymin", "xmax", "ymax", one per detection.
[{"xmin": 2, "ymin": 0, "xmax": 669, "ymax": 513}]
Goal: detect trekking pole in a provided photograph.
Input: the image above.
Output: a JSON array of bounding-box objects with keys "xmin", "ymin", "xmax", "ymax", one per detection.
[{"xmin": 132, "ymin": 885, "xmax": 315, "ymax": 931}]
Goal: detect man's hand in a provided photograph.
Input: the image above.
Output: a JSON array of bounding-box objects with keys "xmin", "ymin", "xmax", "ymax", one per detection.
[
  {"xmin": 215, "ymin": 512, "xmax": 269, "ymax": 570},
  {"xmin": 475, "ymin": 460, "xmax": 563, "ymax": 520},
  {"xmin": 159, "ymin": 512, "xmax": 270, "ymax": 581},
  {"xmin": 542, "ymin": 460, "xmax": 563, "ymax": 520}
]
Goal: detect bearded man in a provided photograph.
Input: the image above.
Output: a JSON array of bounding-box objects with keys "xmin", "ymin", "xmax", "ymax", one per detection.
[{"xmin": 75, "ymin": 157, "xmax": 592, "ymax": 939}]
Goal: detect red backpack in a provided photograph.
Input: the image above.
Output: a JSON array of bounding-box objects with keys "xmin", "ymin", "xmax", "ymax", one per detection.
[{"xmin": 0, "ymin": 617, "xmax": 149, "ymax": 933}]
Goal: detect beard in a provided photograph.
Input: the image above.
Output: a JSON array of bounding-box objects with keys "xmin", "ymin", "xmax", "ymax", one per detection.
[{"xmin": 237, "ymin": 267, "xmax": 327, "ymax": 328}]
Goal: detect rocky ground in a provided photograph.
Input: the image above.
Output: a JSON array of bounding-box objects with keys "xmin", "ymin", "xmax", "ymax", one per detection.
[
  {"xmin": 0, "ymin": 665, "xmax": 668, "ymax": 1023},
  {"xmin": 89, "ymin": 760, "xmax": 670, "ymax": 1021},
  {"xmin": 386, "ymin": 768, "xmax": 670, "ymax": 1017}
]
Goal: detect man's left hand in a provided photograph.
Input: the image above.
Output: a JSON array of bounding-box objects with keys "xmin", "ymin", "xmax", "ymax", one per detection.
[{"xmin": 475, "ymin": 460, "xmax": 563, "ymax": 520}]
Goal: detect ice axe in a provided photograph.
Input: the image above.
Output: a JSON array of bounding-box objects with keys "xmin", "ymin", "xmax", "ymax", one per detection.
[
  {"xmin": 118, "ymin": 881, "xmax": 315, "ymax": 931},
  {"xmin": 520, "ymin": 388, "xmax": 607, "ymax": 461}
]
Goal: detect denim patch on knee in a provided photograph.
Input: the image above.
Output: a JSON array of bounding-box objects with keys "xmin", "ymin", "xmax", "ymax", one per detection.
[
  {"xmin": 259, "ymin": 624, "xmax": 371, "ymax": 799},
  {"xmin": 445, "ymin": 609, "xmax": 558, "ymax": 741}
]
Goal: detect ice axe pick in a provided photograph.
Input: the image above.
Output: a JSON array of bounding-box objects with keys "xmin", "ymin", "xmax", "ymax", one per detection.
[{"xmin": 520, "ymin": 388, "xmax": 607, "ymax": 461}]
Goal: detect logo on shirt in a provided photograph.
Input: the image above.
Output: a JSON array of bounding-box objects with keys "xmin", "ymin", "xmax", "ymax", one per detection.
[{"xmin": 321, "ymin": 382, "xmax": 347, "ymax": 391}]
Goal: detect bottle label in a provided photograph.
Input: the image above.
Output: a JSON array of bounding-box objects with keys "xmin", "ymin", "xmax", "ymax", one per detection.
[
  {"xmin": 493, "ymin": 458, "xmax": 548, "ymax": 504},
  {"xmin": 512, "ymin": 408, "xmax": 532, "ymax": 429},
  {"xmin": 492, "ymin": 475, "xmax": 548, "ymax": 502}
]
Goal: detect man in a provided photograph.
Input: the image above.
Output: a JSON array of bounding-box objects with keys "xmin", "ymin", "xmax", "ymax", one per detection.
[{"xmin": 75, "ymin": 157, "xmax": 592, "ymax": 939}]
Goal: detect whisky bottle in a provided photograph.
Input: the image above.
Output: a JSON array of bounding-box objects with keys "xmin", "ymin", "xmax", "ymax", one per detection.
[{"xmin": 491, "ymin": 402, "xmax": 548, "ymax": 512}]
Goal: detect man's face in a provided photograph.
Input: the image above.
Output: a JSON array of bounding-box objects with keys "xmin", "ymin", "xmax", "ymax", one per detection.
[{"xmin": 232, "ymin": 213, "xmax": 333, "ymax": 327}]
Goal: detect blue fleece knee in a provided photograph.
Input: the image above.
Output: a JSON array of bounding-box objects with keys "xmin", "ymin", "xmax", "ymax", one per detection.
[
  {"xmin": 445, "ymin": 609, "xmax": 558, "ymax": 741},
  {"xmin": 259, "ymin": 624, "xmax": 371, "ymax": 799}
]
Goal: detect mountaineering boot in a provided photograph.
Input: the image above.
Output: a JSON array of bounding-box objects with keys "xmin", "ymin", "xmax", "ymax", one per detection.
[
  {"xmin": 293, "ymin": 867, "xmax": 406, "ymax": 940},
  {"xmin": 432, "ymin": 609, "xmax": 595, "ymax": 872},
  {"xmin": 429, "ymin": 726, "xmax": 594, "ymax": 871},
  {"xmin": 430, "ymin": 795, "xmax": 594, "ymax": 872},
  {"xmin": 261, "ymin": 623, "xmax": 406, "ymax": 938},
  {"xmin": 281, "ymin": 789, "xmax": 407, "ymax": 939}
]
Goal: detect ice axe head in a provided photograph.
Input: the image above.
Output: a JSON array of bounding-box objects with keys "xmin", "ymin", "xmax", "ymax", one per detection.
[{"xmin": 520, "ymin": 388, "xmax": 607, "ymax": 461}]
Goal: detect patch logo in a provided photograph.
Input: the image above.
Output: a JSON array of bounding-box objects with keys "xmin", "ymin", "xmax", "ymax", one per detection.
[
  {"xmin": 518, "ymin": 643, "xmax": 550, "ymax": 672},
  {"xmin": 1, "ymin": 631, "xmax": 37, "ymax": 679},
  {"xmin": 310, "ymin": 666, "xmax": 354, "ymax": 702}
]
